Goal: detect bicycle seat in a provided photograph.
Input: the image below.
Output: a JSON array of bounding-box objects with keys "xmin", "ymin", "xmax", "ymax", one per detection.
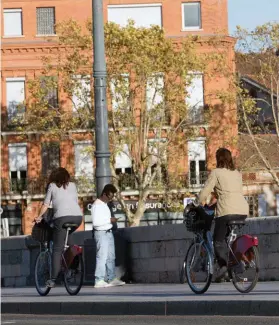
[
  {"xmin": 63, "ymin": 223, "xmax": 79, "ymax": 228},
  {"xmin": 227, "ymin": 220, "xmax": 246, "ymax": 226}
]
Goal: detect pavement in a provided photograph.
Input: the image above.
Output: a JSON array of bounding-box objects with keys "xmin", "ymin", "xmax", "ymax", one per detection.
[{"xmin": 1, "ymin": 282, "xmax": 279, "ymax": 316}]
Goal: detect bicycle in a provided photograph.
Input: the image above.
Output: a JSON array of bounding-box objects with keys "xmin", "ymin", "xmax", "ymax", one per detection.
[
  {"xmin": 182, "ymin": 203, "xmax": 259, "ymax": 294},
  {"xmin": 34, "ymin": 223, "xmax": 84, "ymax": 296}
]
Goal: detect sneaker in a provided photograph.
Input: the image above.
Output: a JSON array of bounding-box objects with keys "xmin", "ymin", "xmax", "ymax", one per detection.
[
  {"xmin": 46, "ymin": 279, "xmax": 56, "ymax": 288},
  {"xmin": 215, "ymin": 266, "xmax": 228, "ymax": 283},
  {"xmin": 94, "ymin": 280, "xmax": 112, "ymax": 288},
  {"xmin": 108, "ymin": 278, "xmax": 125, "ymax": 286}
]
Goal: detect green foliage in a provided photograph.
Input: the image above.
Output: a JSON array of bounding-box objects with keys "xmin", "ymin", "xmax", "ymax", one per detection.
[{"xmin": 19, "ymin": 19, "xmax": 228, "ymax": 225}]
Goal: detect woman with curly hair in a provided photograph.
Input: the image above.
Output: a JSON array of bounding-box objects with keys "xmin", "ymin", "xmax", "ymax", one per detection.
[{"xmin": 35, "ymin": 167, "xmax": 82, "ymax": 288}]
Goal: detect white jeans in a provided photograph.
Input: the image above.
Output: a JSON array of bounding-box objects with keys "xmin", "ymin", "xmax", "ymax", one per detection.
[{"xmin": 94, "ymin": 230, "xmax": 116, "ymax": 282}]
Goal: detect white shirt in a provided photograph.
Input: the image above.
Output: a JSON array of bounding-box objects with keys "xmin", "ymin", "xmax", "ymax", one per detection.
[{"xmin": 91, "ymin": 199, "xmax": 112, "ymax": 231}]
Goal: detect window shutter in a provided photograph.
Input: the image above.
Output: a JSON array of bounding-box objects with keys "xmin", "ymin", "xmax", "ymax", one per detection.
[
  {"xmin": 108, "ymin": 5, "xmax": 162, "ymax": 28},
  {"xmin": 74, "ymin": 143, "xmax": 94, "ymax": 177},
  {"xmin": 41, "ymin": 142, "xmax": 60, "ymax": 176},
  {"xmin": 40, "ymin": 77, "xmax": 58, "ymax": 108},
  {"xmin": 4, "ymin": 9, "xmax": 22, "ymax": 36},
  {"xmin": 115, "ymin": 144, "xmax": 132, "ymax": 169}
]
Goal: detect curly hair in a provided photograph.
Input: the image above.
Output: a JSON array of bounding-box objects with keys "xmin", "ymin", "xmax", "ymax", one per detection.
[
  {"xmin": 216, "ymin": 148, "xmax": 235, "ymax": 171},
  {"xmin": 48, "ymin": 167, "xmax": 70, "ymax": 189}
]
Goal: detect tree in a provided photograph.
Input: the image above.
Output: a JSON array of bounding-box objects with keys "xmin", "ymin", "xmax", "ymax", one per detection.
[
  {"xmin": 235, "ymin": 23, "xmax": 279, "ymax": 187},
  {"xmin": 20, "ymin": 19, "xmax": 229, "ymax": 226}
]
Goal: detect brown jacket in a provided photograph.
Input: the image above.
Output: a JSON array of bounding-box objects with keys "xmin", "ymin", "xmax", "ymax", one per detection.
[{"xmin": 199, "ymin": 168, "xmax": 249, "ymax": 217}]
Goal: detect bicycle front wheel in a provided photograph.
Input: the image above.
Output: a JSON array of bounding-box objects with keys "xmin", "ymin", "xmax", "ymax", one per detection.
[
  {"xmin": 34, "ymin": 251, "xmax": 51, "ymax": 296},
  {"xmin": 185, "ymin": 241, "xmax": 213, "ymax": 294},
  {"xmin": 231, "ymin": 246, "xmax": 259, "ymax": 294},
  {"xmin": 64, "ymin": 254, "xmax": 84, "ymax": 295}
]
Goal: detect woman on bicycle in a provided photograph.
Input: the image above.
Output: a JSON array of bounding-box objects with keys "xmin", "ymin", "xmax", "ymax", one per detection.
[
  {"xmin": 199, "ymin": 148, "xmax": 249, "ymax": 281},
  {"xmin": 35, "ymin": 167, "xmax": 82, "ymax": 288}
]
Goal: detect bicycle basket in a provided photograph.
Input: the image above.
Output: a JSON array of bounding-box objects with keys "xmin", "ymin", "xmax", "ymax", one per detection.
[
  {"xmin": 183, "ymin": 206, "xmax": 206, "ymax": 233},
  {"xmin": 31, "ymin": 219, "xmax": 52, "ymax": 243}
]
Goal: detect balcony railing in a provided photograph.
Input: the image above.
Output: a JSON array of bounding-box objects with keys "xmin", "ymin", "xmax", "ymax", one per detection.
[
  {"xmin": 1, "ymin": 172, "xmax": 209, "ymax": 197},
  {"xmin": 1, "ymin": 177, "xmax": 95, "ymax": 197}
]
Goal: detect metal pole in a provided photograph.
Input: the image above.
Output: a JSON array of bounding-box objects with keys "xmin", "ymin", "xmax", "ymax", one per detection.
[{"xmin": 92, "ymin": 0, "xmax": 111, "ymax": 196}]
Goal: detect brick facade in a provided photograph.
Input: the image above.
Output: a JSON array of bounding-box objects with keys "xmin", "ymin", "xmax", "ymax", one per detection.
[{"xmin": 1, "ymin": 0, "xmax": 241, "ymax": 234}]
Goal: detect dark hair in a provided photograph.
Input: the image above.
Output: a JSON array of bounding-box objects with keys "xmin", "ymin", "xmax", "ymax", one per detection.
[
  {"xmin": 216, "ymin": 148, "xmax": 235, "ymax": 170},
  {"xmin": 48, "ymin": 167, "xmax": 70, "ymax": 189},
  {"xmin": 101, "ymin": 184, "xmax": 117, "ymax": 196}
]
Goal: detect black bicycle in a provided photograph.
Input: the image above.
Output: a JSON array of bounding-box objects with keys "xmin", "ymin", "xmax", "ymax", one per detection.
[{"xmin": 34, "ymin": 223, "xmax": 84, "ymax": 296}]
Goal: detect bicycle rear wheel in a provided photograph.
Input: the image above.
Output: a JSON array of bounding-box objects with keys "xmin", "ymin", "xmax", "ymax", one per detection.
[
  {"xmin": 180, "ymin": 255, "xmax": 187, "ymax": 284},
  {"xmin": 64, "ymin": 254, "xmax": 84, "ymax": 295},
  {"xmin": 185, "ymin": 241, "xmax": 213, "ymax": 294},
  {"xmin": 231, "ymin": 246, "xmax": 259, "ymax": 293},
  {"xmin": 34, "ymin": 251, "xmax": 51, "ymax": 296}
]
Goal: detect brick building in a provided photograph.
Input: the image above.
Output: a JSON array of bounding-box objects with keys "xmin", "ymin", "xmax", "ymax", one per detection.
[{"xmin": 1, "ymin": 0, "xmax": 240, "ymax": 235}]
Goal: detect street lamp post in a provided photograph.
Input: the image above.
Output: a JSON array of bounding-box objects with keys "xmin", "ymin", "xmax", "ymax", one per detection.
[{"xmin": 92, "ymin": 0, "xmax": 111, "ymax": 196}]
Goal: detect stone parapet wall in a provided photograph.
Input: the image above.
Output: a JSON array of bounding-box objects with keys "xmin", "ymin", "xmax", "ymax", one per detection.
[{"xmin": 1, "ymin": 217, "xmax": 279, "ymax": 287}]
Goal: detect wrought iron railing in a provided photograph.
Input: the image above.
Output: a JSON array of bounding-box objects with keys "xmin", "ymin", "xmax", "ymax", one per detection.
[
  {"xmin": 1, "ymin": 177, "xmax": 95, "ymax": 196},
  {"xmin": 1, "ymin": 171, "xmax": 209, "ymax": 197}
]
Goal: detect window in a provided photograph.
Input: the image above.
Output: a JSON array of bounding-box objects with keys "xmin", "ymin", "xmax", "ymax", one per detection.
[
  {"xmin": 6, "ymin": 78, "xmax": 25, "ymax": 121},
  {"xmin": 3, "ymin": 9, "xmax": 23, "ymax": 37},
  {"xmin": 182, "ymin": 2, "xmax": 201, "ymax": 30},
  {"xmin": 146, "ymin": 74, "xmax": 164, "ymax": 113},
  {"xmin": 186, "ymin": 73, "xmax": 204, "ymax": 123},
  {"xmin": 36, "ymin": 7, "xmax": 55, "ymax": 35},
  {"xmin": 40, "ymin": 76, "xmax": 58, "ymax": 108},
  {"xmin": 115, "ymin": 144, "xmax": 132, "ymax": 174},
  {"xmin": 41, "ymin": 142, "xmax": 60, "ymax": 176},
  {"xmin": 188, "ymin": 140, "xmax": 206, "ymax": 186},
  {"xmin": 110, "ymin": 74, "xmax": 130, "ymax": 111},
  {"xmin": 72, "ymin": 75, "xmax": 91, "ymax": 111},
  {"xmin": 8, "ymin": 144, "xmax": 27, "ymax": 192},
  {"xmin": 244, "ymin": 196, "xmax": 258, "ymax": 217},
  {"xmin": 74, "ymin": 142, "xmax": 94, "ymax": 178},
  {"xmin": 108, "ymin": 4, "xmax": 162, "ymax": 28}
]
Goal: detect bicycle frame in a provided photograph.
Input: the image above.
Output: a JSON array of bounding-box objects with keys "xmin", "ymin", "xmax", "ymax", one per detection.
[{"xmin": 192, "ymin": 231, "xmax": 214, "ymax": 274}]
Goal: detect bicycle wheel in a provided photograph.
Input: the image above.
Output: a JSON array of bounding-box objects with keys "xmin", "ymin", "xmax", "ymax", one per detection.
[
  {"xmin": 185, "ymin": 241, "xmax": 213, "ymax": 294},
  {"xmin": 63, "ymin": 254, "xmax": 84, "ymax": 295},
  {"xmin": 34, "ymin": 251, "xmax": 51, "ymax": 296},
  {"xmin": 231, "ymin": 246, "xmax": 259, "ymax": 294}
]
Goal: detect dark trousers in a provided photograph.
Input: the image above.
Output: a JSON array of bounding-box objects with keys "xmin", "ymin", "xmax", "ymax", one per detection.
[
  {"xmin": 51, "ymin": 215, "xmax": 82, "ymax": 279},
  {"xmin": 213, "ymin": 214, "xmax": 246, "ymax": 268}
]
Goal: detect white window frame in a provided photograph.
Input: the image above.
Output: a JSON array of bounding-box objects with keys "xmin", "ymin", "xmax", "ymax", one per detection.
[
  {"xmin": 110, "ymin": 73, "xmax": 130, "ymax": 112},
  {"xmin": 72, "ymin": 75, "xmax": 91, "ymax": 112},
  {"xmin": 146, "ymin": 73, "xmax": 164, "ymax": 112},
  {"xmin": 107, "ymin": 3, "xmax": 162, "ymax": 28},
  {"xmin": 74, "ymin": 141, "xmax": 94, "ymax": 178},
  {"xmin": 114, "ymin": 143, "xmax": 132, "ymax": 173},
  {"xmin": 188, "ymin": 139, "xmax": 206, "ymax": 187},
  {"xmin": 8, "ymin": 143, "xmax": 28, "ymax": 180},
  {"xmin": 3, "ymin": 8, "xmax": 23, "ymax": 37},
  {"xmin": 181, "ymin": 2, "xmax": 202, "ymax": 31},
  {"xmin": 6, "ymin": 77, "xmax": 25, "ymax": 121},
  {"xmin": 186, "ymin": 72, "xmax": 204, "ymax": 123}
]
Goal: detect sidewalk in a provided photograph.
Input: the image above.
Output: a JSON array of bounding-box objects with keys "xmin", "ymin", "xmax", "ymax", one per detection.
[{"xmin": 2, "ymin": 282, "xmax": 279, "ymax": 316}]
